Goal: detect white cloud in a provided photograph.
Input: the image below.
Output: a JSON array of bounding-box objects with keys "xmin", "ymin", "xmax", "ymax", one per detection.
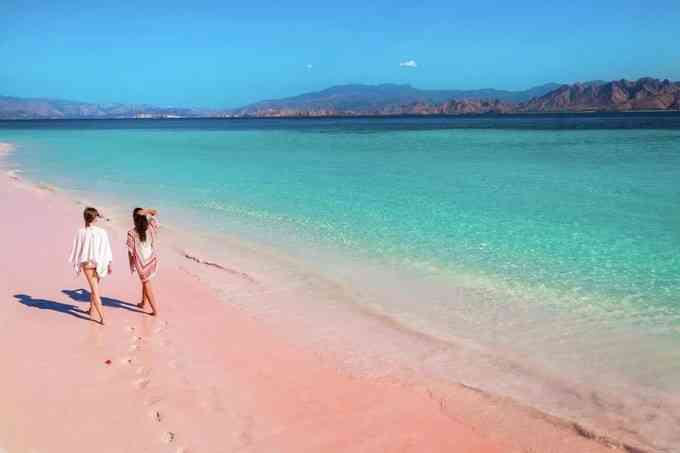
[
  {"xmin": 306, "ymin": 64, "xmax": 313, "ymax": 70},
  {"xmin": 399, "ymin": 60, "xmax": 417, "ymax": 68}
]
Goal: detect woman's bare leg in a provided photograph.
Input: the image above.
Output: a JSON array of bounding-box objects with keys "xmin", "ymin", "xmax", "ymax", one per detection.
[
  {"xmin": 83, "ymin": 267, "xmax": 105, "ymax": 324},
  {"xmin": 137, "ymin": 287, "xmax": 149, "ymax": 308},
  {"xmin": 142, "ymin": 280, "xmax": 158, "ymax": 316},
  {"xmin": 81, "ymin": 269, "xmax": 93, "ymax": 314}
]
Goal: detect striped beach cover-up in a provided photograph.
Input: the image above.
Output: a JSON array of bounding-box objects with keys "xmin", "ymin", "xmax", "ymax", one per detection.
[{"xmin": 127, "ymin": 217, "xmax": 159, "ymax": 282}]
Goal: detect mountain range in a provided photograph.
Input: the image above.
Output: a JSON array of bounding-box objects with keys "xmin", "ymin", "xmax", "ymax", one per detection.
[
  {"xmin": 235, "ymin": 78, "xmax": 680, "ymax": 116},
  {"xmin": 1, "ymin": 78, "xmax": 679, "ymax": 120},
  {"xmin": 0, "ymin": 96, "xmax": 210, "ymax": 120},
  {"xmin": 522, "ymin": 78, "xmax": 680, "ymax": 112},
  {"xmin": 233, "ymin": 83, "xmax": 562, "ymax": 116}
]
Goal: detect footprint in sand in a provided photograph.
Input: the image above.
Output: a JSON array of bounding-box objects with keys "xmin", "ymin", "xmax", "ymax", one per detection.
[
  {"xmin": 125, "ymin": 325, "xmax": 135, "ymax": 332},
  {"xmin": 129, "ymin": 344, "xmax": 140, "ymax": 352},
  {"xmin": 134, "ymin": 378, "xmax": 150, "ymax": 390},
  {"xmin": 199, "ymin": 387, "xmax": 225, "ymax": 413},
  {"xmin": 161, "ymin": 431, "xmax": 175, "ymax": 444},
  {"xmin": 237, "ymin": 416, "xmax": 255, "ymax": 446},
  {"xmin": 149, "ymin": 410, "xmax": 162, "ymax": 422},
  {"xmin": 145, "ymin": 395, "xmax": 164, "ymax": 407},
  {"xmin": 176, "ymin": 447, "xmax": 188, "ymax": 453},
  {"xmin": 120, "ymin": 357, "xmax": 134, "ymax": 366},
  {"xmin": 154, "ymin": 321, "xmax": 168, "ymax": 334}
]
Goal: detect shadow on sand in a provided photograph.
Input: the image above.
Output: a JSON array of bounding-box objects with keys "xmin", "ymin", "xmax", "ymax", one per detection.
[
  {"xmin": 13, "ymin": 289, "xmax": 146, "ymax": 322},
  {"xmin": 61, "ymin": 289, "xmax": 146, "ymax": 314},
  {"xmin": 13, "ymin": 293, "xmax": 95, "ymax": 323}
]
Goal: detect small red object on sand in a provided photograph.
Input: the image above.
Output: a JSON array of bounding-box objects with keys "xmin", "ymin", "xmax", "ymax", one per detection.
[{"xmin": 105, "ymin": 359, "xmax": 112, "ymax": 365}]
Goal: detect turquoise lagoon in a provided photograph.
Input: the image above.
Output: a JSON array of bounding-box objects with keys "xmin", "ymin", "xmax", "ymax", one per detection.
[{"xmin": 2, "ymin": 115, "xmax": 680, "ymax": 450}]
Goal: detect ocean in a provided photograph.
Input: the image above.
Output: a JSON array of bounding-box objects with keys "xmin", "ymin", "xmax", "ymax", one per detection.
[{"xmin": 2, "ymin": 114, "xmax": 679, "ymax": 451}]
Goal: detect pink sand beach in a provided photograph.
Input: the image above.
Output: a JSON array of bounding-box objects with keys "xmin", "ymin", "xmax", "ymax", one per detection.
[{"xmin": 0, "ymin": 143, "xmax": 624, "ymax": 453}]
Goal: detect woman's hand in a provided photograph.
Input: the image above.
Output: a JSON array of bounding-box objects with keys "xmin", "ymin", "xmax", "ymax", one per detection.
[{"xmin": 142, "ymin": 208, "xmax": 158, "ymax": 217}]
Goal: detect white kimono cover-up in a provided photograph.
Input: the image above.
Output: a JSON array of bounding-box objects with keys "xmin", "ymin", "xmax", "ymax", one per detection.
[{"xmin": 69, "ymin": 226, "xmax": 113, "ymax": 278}]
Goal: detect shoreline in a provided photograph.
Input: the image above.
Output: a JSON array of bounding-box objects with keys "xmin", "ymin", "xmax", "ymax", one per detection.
[
  {"xmin": 0, "ymin": 142, "xmax": 665, "ymax": 453},
  {"xmin": 1, "ymin": 109, "xmax": 680, "ymax": 124},
  {"xmin": 0, "ymin": 160, "xmax": 506, "ymax": 452}
]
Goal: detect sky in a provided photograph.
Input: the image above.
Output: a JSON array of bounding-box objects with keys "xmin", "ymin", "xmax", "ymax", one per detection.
[{"xmin": 1, "ymin": 0, "xmax": 679, "ymax": 108}]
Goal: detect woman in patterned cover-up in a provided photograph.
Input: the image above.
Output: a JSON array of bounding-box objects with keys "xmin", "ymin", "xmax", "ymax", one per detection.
[{"xmin": 127, "ymin": 207, "xmax": 159, "ymax": 315}]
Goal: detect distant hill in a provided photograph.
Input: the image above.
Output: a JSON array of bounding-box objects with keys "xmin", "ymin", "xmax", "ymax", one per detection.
[
  {"xmin": 2, "ymin": 78, "xmax": 679, "ymax": 120},
  {"xmin": 0, "ymin": 96, "xmax": 209, "ymax": 119},
  {"xmin": 234, "ymin": 78, "xmax": 680, "ymax": 116},
  {"xmin": 233, "ymin": 83, "xmax": 561, "ymax": 116},
  {"xmin": 522, "ymin": 78, "xmax": 680, "ymax": 112}
]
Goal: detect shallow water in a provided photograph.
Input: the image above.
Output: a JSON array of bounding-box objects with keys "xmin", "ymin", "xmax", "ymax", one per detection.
[{"xmin": 2, "ymin": 115, "xmax": 680, "ymax": 450}]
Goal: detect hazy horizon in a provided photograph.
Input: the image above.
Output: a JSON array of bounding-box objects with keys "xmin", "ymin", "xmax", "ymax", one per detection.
[{"xmin": 2, "ymin": 0, "xmax": 679, "ymax": 108}]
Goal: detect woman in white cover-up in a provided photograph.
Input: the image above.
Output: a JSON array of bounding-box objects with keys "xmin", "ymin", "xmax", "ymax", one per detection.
[{"xmin": 69, "ymin": 206, "xmax": 113, "ymax": 324}]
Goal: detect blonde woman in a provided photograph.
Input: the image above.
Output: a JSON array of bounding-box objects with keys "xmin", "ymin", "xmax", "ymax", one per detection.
[{"xmin": 68, "ymin": 207, "xmax": 113, "ymax": 324}]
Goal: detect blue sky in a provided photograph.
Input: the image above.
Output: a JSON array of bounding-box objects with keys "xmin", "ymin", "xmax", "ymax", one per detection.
[{"xmin": 1, "ymin": 0, "xmax": 679, "ymax": 108}]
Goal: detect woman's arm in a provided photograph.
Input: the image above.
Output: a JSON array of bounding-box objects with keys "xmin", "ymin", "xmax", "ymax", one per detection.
[
  {"xmin": 142, "ymin": 208, "xmax": 159, "ymax": 235},
  {"xmin": 103, "ymin": 230, "xmax": 113, "ymax": 275},
  {"xmin": 126, "ymin": 231, "xmax": 136, "ymax": 273}
]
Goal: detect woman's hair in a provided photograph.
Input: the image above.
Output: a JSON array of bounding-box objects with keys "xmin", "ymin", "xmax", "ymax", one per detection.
[
  {"xmin": 84, "ymin": 207, "xmax": 99, "ymax": 226},
  {"xmin": 133, "ymin": 207, "xmax": 149, "ymax": 242}
]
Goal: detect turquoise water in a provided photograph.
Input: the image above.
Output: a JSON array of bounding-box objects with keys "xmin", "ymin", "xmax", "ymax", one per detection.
[
  {"xmin": 3, "ymin": 117, "xmax": 680, "ymax": 450},
  {"xmin": 3, "ymin": 119, "xmax": 679, "ymax": 330}
]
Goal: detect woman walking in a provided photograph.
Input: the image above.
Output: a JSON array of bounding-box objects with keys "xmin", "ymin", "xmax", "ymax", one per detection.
[
  {"xmin": 127, "ymin": 207, "xmax": 159, "ymax": 316},
  {"xmin": 69, "ymin": 207, "xmax": 113, "ymax": 324}
]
